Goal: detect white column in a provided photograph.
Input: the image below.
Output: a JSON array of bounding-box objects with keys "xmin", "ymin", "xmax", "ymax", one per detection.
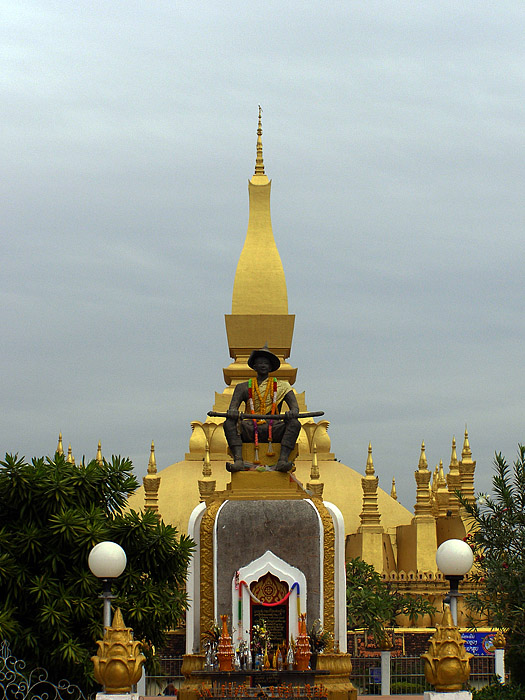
[
  {"xmin": 381, "ymin": 650, "xmax": 391, "ymax": 696},
  {"xmin": 495, "ymin": 648, "xmax": 505, "ymax": 682}
]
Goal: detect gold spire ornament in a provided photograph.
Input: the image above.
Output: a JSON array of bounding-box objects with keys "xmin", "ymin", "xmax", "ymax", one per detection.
[
  {"xmin": 447, "ymin": 436, "xmax": 461, "ymax": 516},
  {"xmin": 56, "ymin": 433, "xmax": 64, "ymax": 456},
  {"xmin": 414, "ymin": 441, "xmax": 432, "ymax": 517},
  {"xmin": 66, "ymin": 444, "xmax": 75, "ymax": 466},
  {"xmin": 421, "ymin": 605, "xmax": 472, "ymax": 691},
  {"xmin": 390, "ymin": 477, "xmax": 397, "ymax": 501},
  {"xmin": 254, "ymin": 105, "xmax": 265, "ymax": 176},
  {"xmin": 92, "ymin": 608, "xmax": 145, "ymax": 693},
  {"xmin": 96, "ymin": 440, "xmax": 103, "ymax": 466},
  {"xmin": 359, "ymin": 443, "xmax": 381, "ymax": 527},
  {"xmin": 143, "ymin": 441, "xmax": 161, "ymax": 515}
]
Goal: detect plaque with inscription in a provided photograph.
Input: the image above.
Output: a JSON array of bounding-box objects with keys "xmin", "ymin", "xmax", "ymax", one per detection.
[{"xmin": 251, "ymin": 605, "xmax": 288, "ymax": 645}]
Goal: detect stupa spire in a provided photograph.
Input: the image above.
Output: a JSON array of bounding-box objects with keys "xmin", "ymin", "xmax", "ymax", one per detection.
[
  {"xmin": 56, "ymin": 432, "xmax": 64, "ymax": 456},
  {"xmin": 446, "ymin": 436, "xmax": 461, "ymax": 516},
  {"xmin": 224, "ymin": 109, "xmax": 296, "ymax": 385},
  {"xmin": 143, "ymin": 441, "xmax": 160, "ymax": 517},
  {"xmin": 390, "ymin": 477, "xmax": 397, "ymax": 501},
  {"xmin": 254, "ymin": 105, "xmax": 265, "ymax": 176}
]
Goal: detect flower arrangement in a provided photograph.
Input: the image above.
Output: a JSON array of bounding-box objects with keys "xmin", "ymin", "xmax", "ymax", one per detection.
[
  {"xmin": 308, "ymin": 620, "xmax": 332, "ymax": 654},
  {"xmin": 251, "ymin": 619, "xmax": 271, "ymax": 654}
]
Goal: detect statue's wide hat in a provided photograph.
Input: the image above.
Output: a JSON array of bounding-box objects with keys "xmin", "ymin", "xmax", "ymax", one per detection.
[{"xmin": 248, "ymin": 345, "xmax": 281, "ymax": 372}]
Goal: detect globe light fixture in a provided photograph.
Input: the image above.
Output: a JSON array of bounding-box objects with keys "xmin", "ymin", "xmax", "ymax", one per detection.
[
  {"xmin": 435, "ymin": 539, "xmax": 474, "ymax": 625},
  {"xmin": 89, "ymin": 541, "xmax": 127, "ymax": 627}
]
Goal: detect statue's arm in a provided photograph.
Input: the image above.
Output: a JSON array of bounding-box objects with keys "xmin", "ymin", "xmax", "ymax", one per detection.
[
  {"xmin": 226, "ymin": 383, "xmax": 248, "ymax": 419},
  {"xmin": 283, "ymin": 390, "xmax": 300, "ymax": 419}
]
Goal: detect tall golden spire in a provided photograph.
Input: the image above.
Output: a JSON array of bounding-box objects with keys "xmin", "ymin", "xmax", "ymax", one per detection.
[
  {"xmin": 254, "ymin": 105, "xmax": 265, "ymax": 176},
  {"xmin": 459, "ymin": 427, "xmax": 476, "ymax": 507},
  {"xmin": 446, "ymin": 436, "xmax": 461, "ymax": 516},
  {"xmin": 56, "ymin": 432, "xmax": 64, "ymax": 456},
  {"xmin": 359, "ymin": 443, "xmax": 381, "ymax": 527},
  {"xmin": 224, "ymin": 109, "xmax": 296, "ymax": 385},
  {"xmin": 390, "ymin": 477, "xmax": 397, "ymax": 501},
  {"xmin": 414, "ymin": 441, "xmax": 432, "ymax": 518},
  {"xmin": 96, "ymin": 441, "xmax": 103, "ymax": 466},
  {"xmin": 143, "ymin": 441, "xmax": 160, "ymax": 517}
]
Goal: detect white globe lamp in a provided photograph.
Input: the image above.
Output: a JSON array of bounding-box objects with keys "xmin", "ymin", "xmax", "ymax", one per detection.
[
  {"xmin": 89, "ymin": 541, "xmax": 127, "ymax": 627},
  {"xmin": 436, "ymin": 539, "xmax": 474, "ymax": 625}
]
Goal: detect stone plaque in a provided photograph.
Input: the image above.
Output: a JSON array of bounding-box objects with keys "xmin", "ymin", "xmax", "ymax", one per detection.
[{"xmin": 252, "ymin": 605, "xmax": 288, "ymax": 646}]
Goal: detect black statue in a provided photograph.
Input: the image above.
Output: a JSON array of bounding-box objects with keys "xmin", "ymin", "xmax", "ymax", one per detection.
[{"xmin": 222, "ymin": 346, "xmax": 301, "ymax": 473}]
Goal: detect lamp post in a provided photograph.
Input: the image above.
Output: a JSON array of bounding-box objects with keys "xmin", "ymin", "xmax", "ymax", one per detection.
[
  {"xmin": 435, "ymin": 539, "xmax": 474, "ymax": 626},
  {"xmin": 88, "ymin": 541, "xmax": 127, "ymax": 628}
]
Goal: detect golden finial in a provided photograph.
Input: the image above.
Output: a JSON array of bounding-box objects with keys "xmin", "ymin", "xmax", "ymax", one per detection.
[
  {"xmin": 56, "ymin": 432, "xmax": 64, "ymax": 456},
  {"xmin": 418, "ymin": 441, "xmax": 428, "ymax": 470},
  {"xmin": 432, "ymin": 464, "xmax": 439, "ymax": 493},
  {"xmin": 66, "ymin": 444, "xmax": 75, "ymax": 466},
  {"xmin": 92, "ymin": 608, "xmax": 145, "ymax": 693},
  {"xmin": 202, "ymin": 439, "xmax": 212, "ymax": 478},
  {"xmin": 422, "ymin": 605, "xmax": 472, "ymax": 691},
  {"xmin": 390, "ymin": 477, "xmax": 397, "ymax": 500},
  {"xmin": 462, "ymin": 426, "xmax": 472, "ymax": 460},
  {"xmin": 450, "ymin": 436, "xmax": 458, "ymax": 467},
  {"xmin": 143, "ymin": 441, "xmax": 161, "ymax": 516},
  {"xmin": 254, "ymin": 105, "xmax": 265, "ymax": 176},
  {"xmin": 365, "ymin": 442, "xmax": 375, "ymax": 475},
  {"xmin": 310, "ymin": 442, "xmax": 319, "ymax": 480},
  {"xmin": 438, "ymin": 459, "xmax": 446, "ymax": 486},
  {"xmin": 96, "ymin": 441, "xmax": 103, "ymax": 466},
  {"xmin": 148, "ymin": 441, "xmax": 157, "ymax": 474}
]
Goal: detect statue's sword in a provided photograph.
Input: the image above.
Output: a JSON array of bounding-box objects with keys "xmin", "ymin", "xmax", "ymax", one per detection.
[{"xmin": 207, "ymin": 411, "xmax": 324, "ymax": 420}]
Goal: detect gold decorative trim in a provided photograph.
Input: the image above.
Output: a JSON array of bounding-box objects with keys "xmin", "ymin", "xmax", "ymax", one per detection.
[
  {"xmin": 313, "ymin": 498, "xmax": 335, "ymax": 643},
  {"xmin": 199, "ymin": 498, "xmax": 223, "ymax": 643}
]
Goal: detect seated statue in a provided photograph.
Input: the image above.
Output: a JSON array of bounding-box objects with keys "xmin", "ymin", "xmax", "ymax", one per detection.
[{"xmin": 223, "ymin": 346, "xmax": 301, "ymax": 473}]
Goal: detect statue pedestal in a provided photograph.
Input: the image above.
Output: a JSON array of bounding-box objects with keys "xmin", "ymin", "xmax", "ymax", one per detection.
[{"xmin": 425, "ymin": 692, "xmax": 472, "ymax": 700}]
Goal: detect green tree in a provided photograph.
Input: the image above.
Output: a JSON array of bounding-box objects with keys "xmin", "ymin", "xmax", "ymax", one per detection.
[
  {"xmin": 0, "ymin": 452, "xmax": 194, "ymax": 690},
  {"xmin": 459, "ymin": 446, "xmax": 525, "ymax": 684},
  {"xmin": 346, "ymin": 557, "xmax": 435, "ymax": 643}
]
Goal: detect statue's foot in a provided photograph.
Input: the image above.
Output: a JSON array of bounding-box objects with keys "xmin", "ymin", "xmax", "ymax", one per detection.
[
  {"xmin": 274, "ymin": 460, "xmax": 294, "ymax": 473},
  {"xmin": 226, "ymin": 459, "xmax": 247, "ymax": 473}
]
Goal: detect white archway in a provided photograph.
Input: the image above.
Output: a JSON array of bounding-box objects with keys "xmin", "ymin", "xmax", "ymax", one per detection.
[{"xmin": 231, "ymin": 550, "xmax": 307, "ymax": 647}]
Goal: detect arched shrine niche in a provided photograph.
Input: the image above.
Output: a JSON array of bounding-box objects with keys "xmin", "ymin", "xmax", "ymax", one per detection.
[{"xmin": 231, "ymin": 551, "xmax": 307, "ymax": 649}]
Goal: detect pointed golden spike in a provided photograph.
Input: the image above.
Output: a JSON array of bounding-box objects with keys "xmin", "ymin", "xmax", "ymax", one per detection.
[
  {"xmin": 254, "ymin": 105, "xmax": 265, "ymax": 176},
  {"xmin": 66, "ymin": 444, "xmax": 75, "ymax": 465},
  {"xmin": 56, "ymin": 432, "xmax": 64, "ymax": 456},
  {"xmin": 96, "ymin": 440, "xmax": 103, "ymax": 466},
  {"xmin": 366, "ymin": 442, "xmax": 375, "ymax": 475},
  {"xmin": 111, "ymin": 607, "xmax": 126, "ymax": 628},
  {"xmin": 450, "ymin": 436, "xmax": 458, "ymax": 467},
  {"xmin": 418, "ymin": 441, "xmax": 428, "ymax": 470},
  {"xmin": 310, "ymin": 442, "xmax": 320, "ymax": 480},
  {"xmin": 438, "ymin": 459, "xmax": 446, "ymax": 486},
  {"xmin": 148, "ymin": 440, "xmax": 157, "ymax": 474},
  {"xmin": 462, "ymin": 426, "xmax": 472, "ymax": 460},
  {"xmin": 390, "ymin": 477, "xmax": 397, "ymax": 501},
  {"xmin": 202, "ymin": 439, "xmax": 212, "ymax": 478}
]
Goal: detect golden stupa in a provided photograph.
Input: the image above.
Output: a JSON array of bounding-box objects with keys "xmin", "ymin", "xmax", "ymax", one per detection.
[{"xmin": 128, "ymin": 111, "xmax": 479, "ymax": 627}]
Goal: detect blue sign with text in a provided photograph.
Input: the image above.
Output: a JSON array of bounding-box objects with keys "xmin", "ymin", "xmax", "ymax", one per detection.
[{"xmin": 461, "ymin": 632, "xmax": 496, "ymax": 656}]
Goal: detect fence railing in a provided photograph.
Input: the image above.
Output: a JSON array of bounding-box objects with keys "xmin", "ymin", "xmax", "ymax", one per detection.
[
  {"xmin": 148, "ymin": 653, "xmax": 500, "ymax": 696},
  {"xmin": 348, "ymin": 654, "xmax": 497, "ymax": 695},
  {"xmin": 146, "ymin": 655, "xmax": 184, "ymax": 696}
]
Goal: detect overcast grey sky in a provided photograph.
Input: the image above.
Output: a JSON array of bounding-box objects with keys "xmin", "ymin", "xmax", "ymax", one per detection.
[{"xmin": 2, "ymin": 1, "xmax": 524, "ymax": 509}]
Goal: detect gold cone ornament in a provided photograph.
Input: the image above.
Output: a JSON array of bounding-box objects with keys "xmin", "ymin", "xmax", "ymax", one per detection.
[
  {"xmin": 421, "ymin": 605, "xmax": 472, "ymax": 691},
  {"xmin": 295, "ymin": 613, "xmax": 311, "ymax": 671},
  {"xmin": 92, "ymin": 608, "xmax": 145, "ymax": 693},
  {"xmin": 217, "ymin": 615, "xmax": 234, "ymax": 671}
]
